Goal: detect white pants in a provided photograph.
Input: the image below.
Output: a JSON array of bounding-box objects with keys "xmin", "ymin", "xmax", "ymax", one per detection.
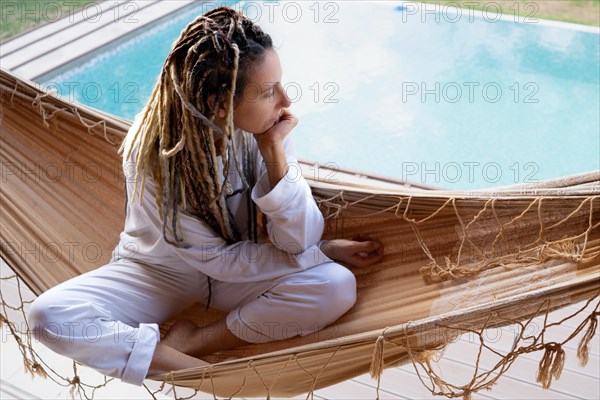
[{"xmin": 28, "ymin": 259, "xmax": 356, "ymax": 386}]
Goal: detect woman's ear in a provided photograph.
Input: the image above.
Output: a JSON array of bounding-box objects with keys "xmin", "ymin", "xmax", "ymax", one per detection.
[{"xmin": 208, "ymin": 94, "xmax": 227, "ymax": 118}]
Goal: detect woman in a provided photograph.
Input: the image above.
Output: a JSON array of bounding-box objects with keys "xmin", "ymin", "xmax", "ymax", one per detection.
[{"xmin": 28, "ymin": 6, "xmax": 384, "ymax": 386}]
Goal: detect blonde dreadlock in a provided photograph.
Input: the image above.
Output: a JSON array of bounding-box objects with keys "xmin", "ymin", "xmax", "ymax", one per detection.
[{"xmin": 119, "ymin": 6, "xmax": 273, "ymax": 247}]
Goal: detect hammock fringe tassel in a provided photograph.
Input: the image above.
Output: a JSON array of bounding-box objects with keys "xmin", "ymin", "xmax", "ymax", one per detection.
[
  {"xmin": 577, "ymin": 311, "xmax": 598, "ymax": 367},
  {"xmin": 536, "ymin": 343, "xmax": 565, "ymax": 389}
]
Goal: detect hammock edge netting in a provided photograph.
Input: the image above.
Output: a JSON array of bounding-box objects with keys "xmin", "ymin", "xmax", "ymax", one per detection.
[{"xmin": 0, "ymin": 67, "xmax": 599, "ymax": 399}]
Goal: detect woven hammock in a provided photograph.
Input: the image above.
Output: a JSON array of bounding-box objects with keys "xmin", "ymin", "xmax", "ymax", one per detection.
[{"xmin": 1, "ymin": 67, "xmax": 599, "ymax": 399}]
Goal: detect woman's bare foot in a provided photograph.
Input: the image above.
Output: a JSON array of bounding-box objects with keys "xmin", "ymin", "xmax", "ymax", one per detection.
[
  {"xmin": 161, "ymin": 318, "xmax": 251, "ymax": 358},
  {"xmin": 147, "ymin": 342, "xmax": 209, "ymax": 377},
  {"xmin": 161, "ymin": 319, "xmax": 199, "ymax": 355}
]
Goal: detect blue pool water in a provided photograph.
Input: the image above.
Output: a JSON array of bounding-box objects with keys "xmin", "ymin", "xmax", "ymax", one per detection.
[{"xmin": 41, "ymin": 1, "xmax": 600, "ymax": 189}]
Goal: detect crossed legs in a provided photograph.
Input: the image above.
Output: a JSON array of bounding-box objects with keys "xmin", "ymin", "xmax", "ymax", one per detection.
[{"xmin": 29, "ymin": 260, "xmax": 356, "ymax": 385}]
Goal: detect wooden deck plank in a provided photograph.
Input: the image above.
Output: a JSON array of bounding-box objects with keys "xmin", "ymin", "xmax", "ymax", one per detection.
[
  {"xmin": 2, "ymin": 1, "xmax": 159, "ymax": 70},
  {"xmin": 445, "ymin": 333, "xmax": 599, "ymax": 398},
  {"xmin": 0, "ymin": 0, "xmax": 196, "ymax": 80}
]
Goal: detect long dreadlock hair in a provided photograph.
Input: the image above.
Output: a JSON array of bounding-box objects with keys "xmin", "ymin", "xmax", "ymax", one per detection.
[{"xmin": 119, "ymin": 6, "xmax": 273, "ymax": 248}]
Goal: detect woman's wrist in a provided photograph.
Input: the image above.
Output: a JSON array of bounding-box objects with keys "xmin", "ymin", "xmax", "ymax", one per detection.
[
  {"xmin": 259, "ymin": 142, "xmax": 288, "ymax": 189},
  {"xmin": 318, "ymin": 239, "xmax": 336, "ymax": 260},
  {"xmin": 257, "ymin": 139, "xmax": 284, "ymax": 160}
]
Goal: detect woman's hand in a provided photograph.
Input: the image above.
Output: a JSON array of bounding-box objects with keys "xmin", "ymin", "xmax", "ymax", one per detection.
[
  {"xmin": 253, "ymin": 109, "xmax": 298, "ymax": 151},
  {"xmin": 253, "ymin": 109, "xmax": 298, "ymax": 189},
  {"xmin": 320, "ymin": 234, "xmax": 384, "ymax": 268}
]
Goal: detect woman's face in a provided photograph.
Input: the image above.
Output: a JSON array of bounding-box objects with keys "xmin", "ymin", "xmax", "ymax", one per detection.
[{"xmin": 232, "ymin": 49, "xmax": 292, "ymax": 134}]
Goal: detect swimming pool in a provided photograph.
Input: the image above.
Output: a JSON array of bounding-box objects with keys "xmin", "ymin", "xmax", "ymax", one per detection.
[{"xmin": 40, "ymin": 1, "xmax": 600, "ymax": 190}]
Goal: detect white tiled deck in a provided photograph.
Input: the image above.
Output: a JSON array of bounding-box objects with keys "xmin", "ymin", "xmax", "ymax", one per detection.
[{"xmin": 1, "ymin": 1, "xmax": 599, "ymax": 398}]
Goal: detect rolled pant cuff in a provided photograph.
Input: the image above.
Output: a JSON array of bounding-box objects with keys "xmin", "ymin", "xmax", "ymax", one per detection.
[{"xmin": 121, "ymin": 323, "xmax": 160, "ymax": 385}]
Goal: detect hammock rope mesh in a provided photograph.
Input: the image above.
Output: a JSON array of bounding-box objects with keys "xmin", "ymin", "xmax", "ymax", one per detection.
[{"xmin": 0, "ymin": 68, "xmax": 598, "ymax": 399}]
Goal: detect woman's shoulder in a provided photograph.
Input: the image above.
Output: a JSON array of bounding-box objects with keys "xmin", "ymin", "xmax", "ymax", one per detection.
[{"xmin": 121, "ymin": 107, "xmax": 148, "ymax": 161}]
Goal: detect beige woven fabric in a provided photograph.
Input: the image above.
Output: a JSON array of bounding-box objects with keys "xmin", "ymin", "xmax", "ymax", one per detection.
[{"xmin": 1, "ymin": 68, "xmax": 598, "ymax": 398}]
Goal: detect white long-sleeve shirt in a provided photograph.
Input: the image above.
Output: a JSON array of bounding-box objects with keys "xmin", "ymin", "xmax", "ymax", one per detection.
[{"xmin": 111, "ymin": 112, "xmax": 332, "ymax": 282}]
